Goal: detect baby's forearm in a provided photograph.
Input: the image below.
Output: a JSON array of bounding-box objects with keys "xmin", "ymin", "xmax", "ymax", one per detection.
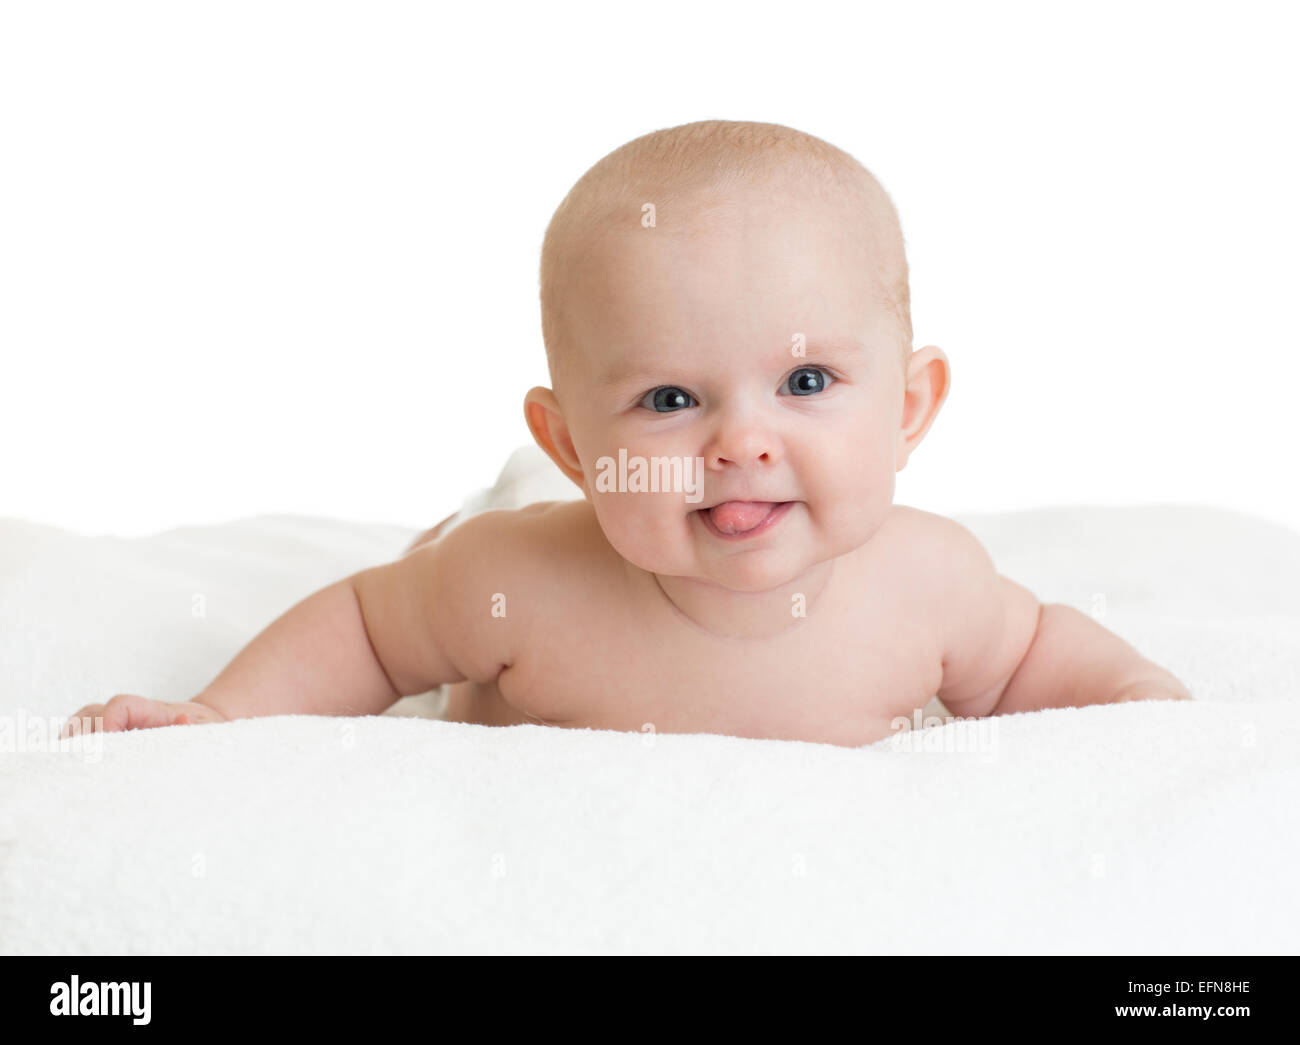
[
  {"xmin": 995, "ymin": 603, "xmax": 1191, "ymax": 715},
  {"xmin": 192, "ymin": 577, "xmax": 401, "ymax": 721}
]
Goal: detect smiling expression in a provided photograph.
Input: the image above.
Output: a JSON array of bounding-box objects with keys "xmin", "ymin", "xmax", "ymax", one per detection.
[{"xmin": 546, "ymin": 178, "xmax": 913, "ymax": 593}]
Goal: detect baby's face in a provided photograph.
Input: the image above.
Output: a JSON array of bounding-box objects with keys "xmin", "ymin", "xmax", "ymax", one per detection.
[{"xmin": 553, "ymin": 186, "xmax": 912, "ymax": 592}]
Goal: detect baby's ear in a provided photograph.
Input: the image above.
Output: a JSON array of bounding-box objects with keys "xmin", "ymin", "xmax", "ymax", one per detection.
[
  {"xmin": 523, "ymin": 386, "xmax": 585, "ymax": 490},
  {"xmin": 896, "ymin": 345, "xmax": 950, "ymax": 470}
]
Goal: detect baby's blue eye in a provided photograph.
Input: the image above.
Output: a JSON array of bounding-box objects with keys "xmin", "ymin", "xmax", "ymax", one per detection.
[
  {"xmin": 641, "ymin": 386, "xmax": 696, "ymax": 412},
  {"xmin": 786, "ymin": 367, "xmax": 832, "ymax": 396}
]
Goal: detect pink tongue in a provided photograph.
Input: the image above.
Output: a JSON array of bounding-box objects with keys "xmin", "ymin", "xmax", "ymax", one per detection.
[{"xmin": 707, "ymin": 501, "xmax": 777, "ymax": 535}]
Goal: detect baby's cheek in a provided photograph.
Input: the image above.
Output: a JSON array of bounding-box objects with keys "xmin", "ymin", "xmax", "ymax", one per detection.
[
  {"xmin": 590, "ymin": 494, "xmax": 686, "ymax": 567},
  {"xmin": 808, "ymin": 443, "xmax": 889, "ymax": 499},
  {"xmin": 815, "ymin": 472, "xmax": 895, "ymax": 549}
]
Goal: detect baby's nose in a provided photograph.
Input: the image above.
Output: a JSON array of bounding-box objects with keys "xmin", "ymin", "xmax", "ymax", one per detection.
[{"xmin": 704, "ymin": 422, "xmax": 780, "ymax": 469}]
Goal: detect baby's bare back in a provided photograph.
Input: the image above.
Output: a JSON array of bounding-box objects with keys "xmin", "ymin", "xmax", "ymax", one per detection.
[{"xmin": 441, "ymin": 500, "xmax": 946, "ymax": 746}]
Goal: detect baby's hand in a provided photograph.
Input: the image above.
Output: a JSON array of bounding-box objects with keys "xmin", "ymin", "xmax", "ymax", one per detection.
[{"xmin": 59, "ymin": 694, "xmax": 228, "ymax": 738}]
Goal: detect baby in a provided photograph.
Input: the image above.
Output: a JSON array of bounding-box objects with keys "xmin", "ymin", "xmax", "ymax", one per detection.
[{"xmin": 62, "ymin": 119, "xmax": 1191, "ymax": 748}]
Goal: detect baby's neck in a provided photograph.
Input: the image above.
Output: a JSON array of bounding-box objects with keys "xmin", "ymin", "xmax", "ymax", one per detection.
[{"xmin": 648, "ymin": 558, "xmax": 837, "ymax": 639}]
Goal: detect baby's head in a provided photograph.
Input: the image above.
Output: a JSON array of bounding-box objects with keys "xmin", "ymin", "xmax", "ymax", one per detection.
[{"xmin": 527, "ymin": 120, "xmax": 949, "ymax": 592}]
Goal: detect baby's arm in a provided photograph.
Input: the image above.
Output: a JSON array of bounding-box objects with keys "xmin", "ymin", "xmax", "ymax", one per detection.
[
  {"xmin": 61, "ymin": 518, "xmax": 503, "ymax": 735},
  {"xmin": 932, "ymin": 519, "xmax": 1192, "ymax": 720},
  {"xmin": 198, "ymin": 551, "xmax": 467, "ymax": 719}
]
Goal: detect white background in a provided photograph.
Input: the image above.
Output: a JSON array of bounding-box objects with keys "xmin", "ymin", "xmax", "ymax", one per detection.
[{"xmin": 2, "ymin": 0, "xmax": 1296, "ymax": 538}]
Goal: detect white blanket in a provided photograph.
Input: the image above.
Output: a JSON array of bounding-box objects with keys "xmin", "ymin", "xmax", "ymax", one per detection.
[{"xmin": 2, "ymin": 446, "xmax": 1298, "ymax": 954}]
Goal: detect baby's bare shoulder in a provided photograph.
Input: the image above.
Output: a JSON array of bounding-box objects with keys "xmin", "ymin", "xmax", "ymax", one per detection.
[
  {"xmin": 870, "ymin": 505, "xmax": 994, "ymax": 605},
  {"xmin": 878, "ymin": 505, "xmax": 1043, "ymax": 710},
  {"xmin": 398, "ymin": 498, "xmax": 614, "ymax": 686},
  {"xmin": 876, "ymin": 504, "xmax": 978, "ymax": 558},
  {"xmin": 435, "ymin": 499, "xmax": 616, "ymax": 591},
  {"xmin": 447, "ymin": 498, "xmax": 603, "ymax": 549}
]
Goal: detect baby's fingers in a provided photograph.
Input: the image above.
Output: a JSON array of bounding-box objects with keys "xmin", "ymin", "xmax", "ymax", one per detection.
[
  {"xmin": 61, "ymin": 694, "xmax": 179, "ymax": 737},
  {"xmin": 173, "ymin": 701, "xmax": 228, "ymax": 726},
  {"xmin": 105, "ymin": 693, "xmax": 190, "ymax": 732},
  {"xmin": 60, "ymin": 703, "xmax": 107, "ymax": 738}
]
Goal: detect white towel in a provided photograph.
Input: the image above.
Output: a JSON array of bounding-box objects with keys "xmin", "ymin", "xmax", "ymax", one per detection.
[{"xmin": 1, "ymin": 446, "xmax": 1297, "ymax": 954}]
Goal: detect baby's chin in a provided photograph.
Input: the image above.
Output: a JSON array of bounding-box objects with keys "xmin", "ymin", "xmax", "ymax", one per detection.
[
  {"xmin": 606, "ymin": 519, "xmax": 847, "ymax": 593},
  {"xmin": 630, "ymin": 552, "xmax": 813, "ymax": 593}
]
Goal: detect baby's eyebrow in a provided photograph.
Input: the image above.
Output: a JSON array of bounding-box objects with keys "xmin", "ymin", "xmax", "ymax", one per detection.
[
  {"xmin": 597, "ymin": 338, "xmax": 868, "ymax": 393},
  {"xmin": 802, "ymin": 337, "xmax": 868, "ymax": 360}
]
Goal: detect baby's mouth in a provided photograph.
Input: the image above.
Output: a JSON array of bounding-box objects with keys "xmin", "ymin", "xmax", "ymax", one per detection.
[{"xmin": 697, "ymin": 500, "xmax": 792, "ymax": 539}]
